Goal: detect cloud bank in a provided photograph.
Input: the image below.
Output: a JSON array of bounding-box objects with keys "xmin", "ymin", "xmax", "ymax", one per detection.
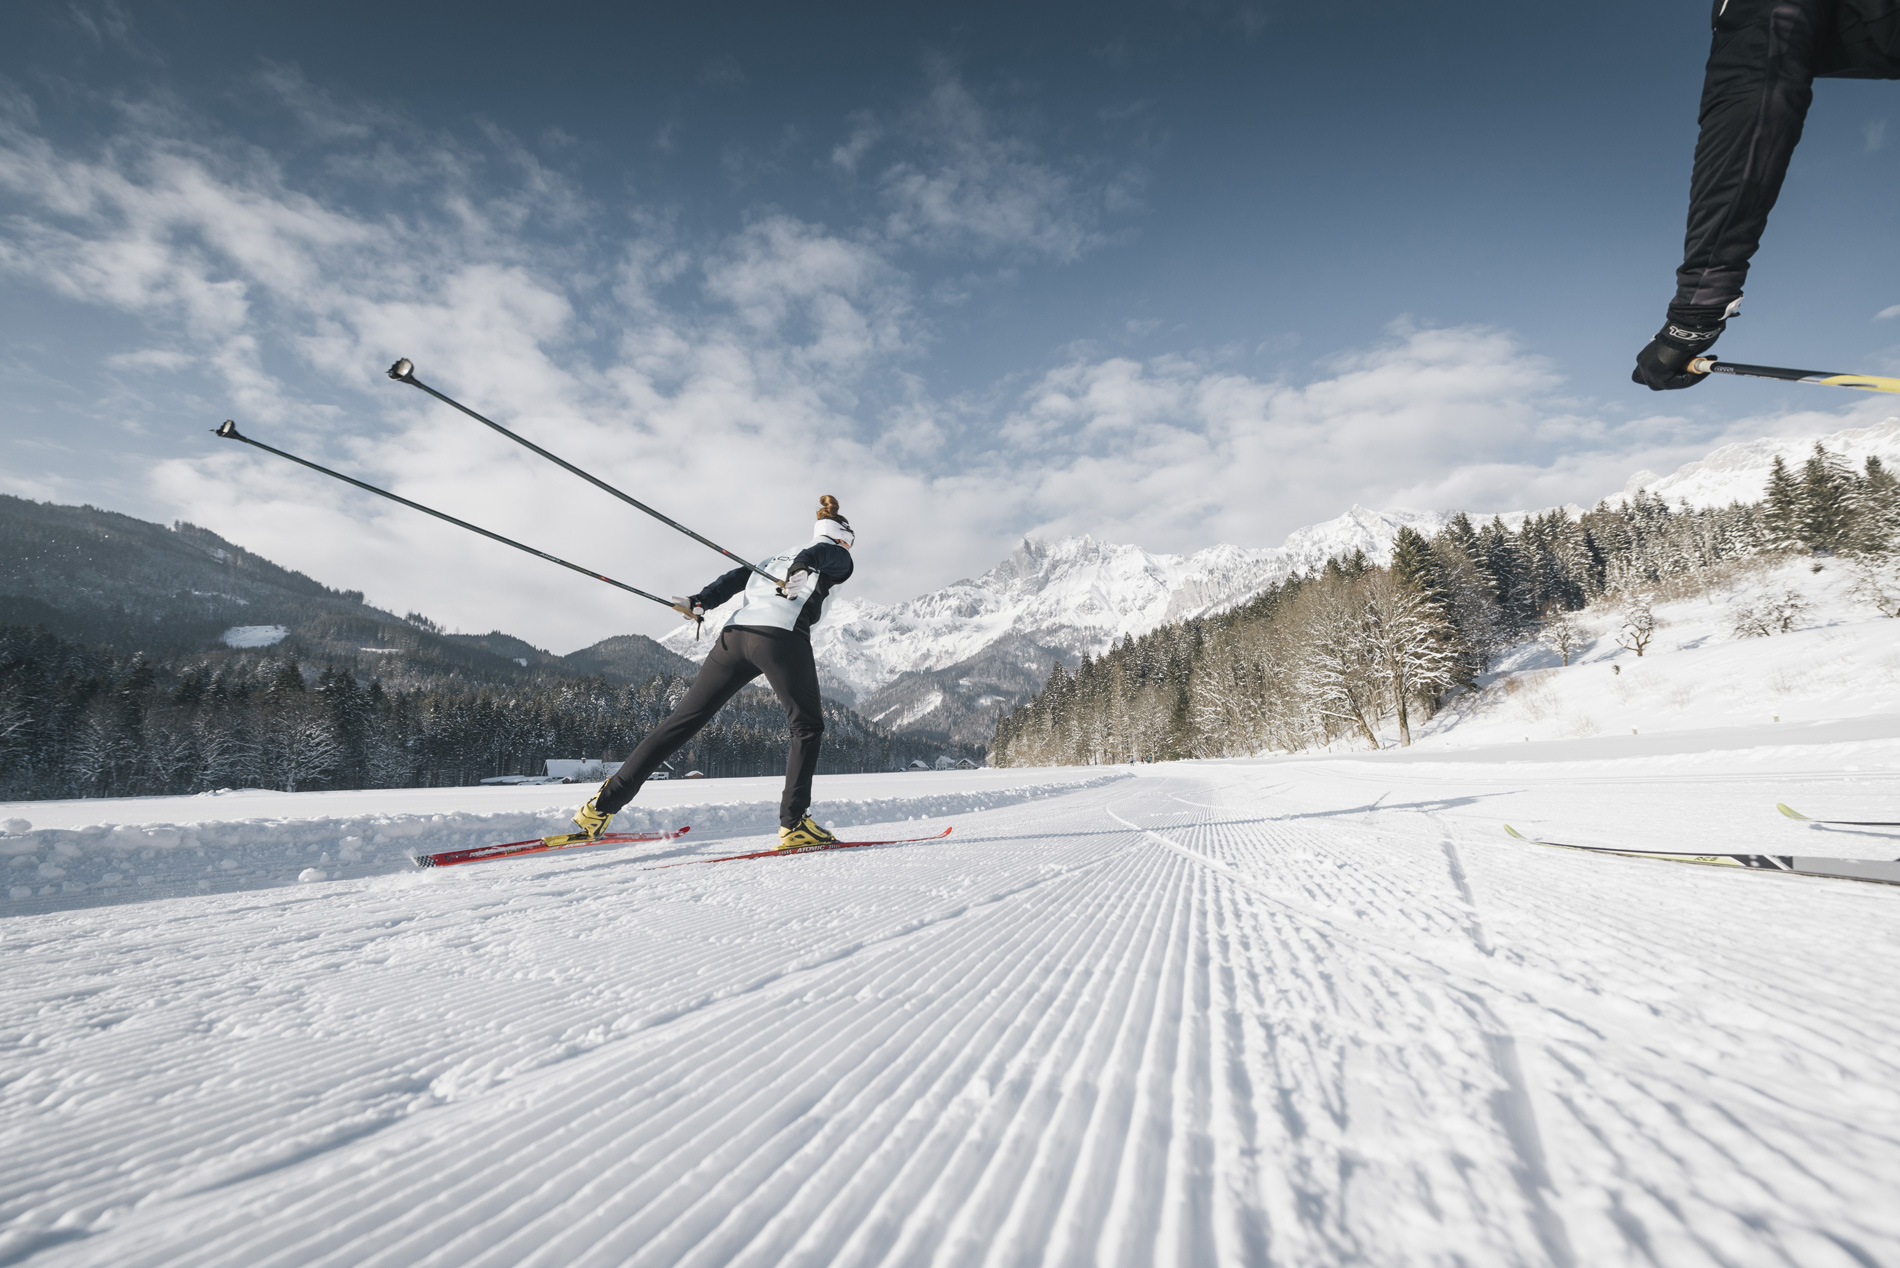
[{"xmin": 0, "ymin": 69, "xmax": 1885, "ymax": 652}]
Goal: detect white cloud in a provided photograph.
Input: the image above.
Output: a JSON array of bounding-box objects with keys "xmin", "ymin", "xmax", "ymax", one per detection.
[
  {"xmin": 2, "ymin": 78, "xmax": 1890, "ymax": 659},
  {"xmin": 967, "ymin": 324, "xmax": 1896, "ymax": 553},
  {"xmin": 865, "ymin": 62, "xmax": 1125, "ymax": 262}
]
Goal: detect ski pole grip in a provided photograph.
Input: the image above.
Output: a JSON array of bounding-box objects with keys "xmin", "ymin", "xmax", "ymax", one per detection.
[{"xmin": 1688, "ymin": 357, "xmax": 1717, "ymax": 375}]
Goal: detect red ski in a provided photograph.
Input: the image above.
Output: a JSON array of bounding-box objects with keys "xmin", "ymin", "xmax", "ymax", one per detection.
[
  {"xmin": 416, "ymin": 826, "xmax": 691, "ymax": 868},
  {"xmin": 645, "ymin": 826, "xmax": 952, "ymax": 871}
]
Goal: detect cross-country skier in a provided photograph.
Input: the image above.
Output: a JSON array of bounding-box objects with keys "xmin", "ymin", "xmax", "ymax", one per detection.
[
  {"xmin": 572, "ymin": 495, "xmax": 856, "ymax": 850},
  {"xmin": 1634, "ymin": 0, "xmax": 1900, "ymax": 390}
]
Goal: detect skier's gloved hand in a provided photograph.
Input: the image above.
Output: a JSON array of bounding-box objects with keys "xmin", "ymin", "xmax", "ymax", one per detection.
[
  {"xmin": 781, "ymin": 569, "xmax": 816, "ymax": 601},
  {"xmin": 1632, "ymin": 320, "xmax": 1723, "ymax": 391},
  {"xmin": 670, "ymin": 595, "xmax": 704, "ymax": 623}
]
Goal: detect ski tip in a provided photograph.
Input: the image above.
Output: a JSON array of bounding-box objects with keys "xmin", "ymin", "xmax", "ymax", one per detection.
[
  {"xmin": 1775, "ymin": 803, "xmax": 1810, "ymax": 822},
  {"xmin": 1503, "ymin": 824, "xmax": 1528, "ymax": 840}
]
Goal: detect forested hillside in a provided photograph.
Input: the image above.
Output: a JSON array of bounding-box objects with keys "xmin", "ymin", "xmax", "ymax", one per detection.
[
  {"xmin": 992, "ymin": 443, "xmax": 1900, "ymax": 765},
  {"xmin": 0, "ymin": 497, "xmax": 977, "ymax": 799},
  {"xmin": 0, "ymin": 495, "xmax": 693, "ymax": 692},
  {"xmin": 0, "ymin": 628, "xmax": 978, "ymax": 800}
]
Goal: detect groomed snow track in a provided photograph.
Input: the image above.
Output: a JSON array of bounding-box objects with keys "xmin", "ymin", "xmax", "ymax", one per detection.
[{"xmin": 3, "ymin": 763, "xmax": 1898, "ymax": 1266}]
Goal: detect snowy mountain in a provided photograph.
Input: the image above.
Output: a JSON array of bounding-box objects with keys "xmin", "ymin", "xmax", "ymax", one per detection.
[
  {"xmin": 664, "ymin": 506, "xmax": 1446, "ymax": 741},
  {"xmin": 1619, "ymin": 415, "xmax": 1900, "ymax": 507},
  {"xmin": 664, "ymin": 416, "xmax": 1900, "ymax": 745}
]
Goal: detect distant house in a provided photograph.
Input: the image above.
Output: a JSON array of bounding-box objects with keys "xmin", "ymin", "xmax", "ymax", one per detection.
[
  {"xmin": 907, "ymin": 759, "xmax": 931, "ymax": 771},
  {"xmin": 953, "ymin": 758, "xmax": 981, "ymax": 770},
  {"xmin": 543, "ymin": 757, "xmax": 631, "ymax": 782}
]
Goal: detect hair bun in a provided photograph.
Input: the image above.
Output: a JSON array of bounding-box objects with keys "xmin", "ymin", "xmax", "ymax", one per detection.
[{"xmin": 817, "ymin": 494, "xmax": 845, "ymax": 522}]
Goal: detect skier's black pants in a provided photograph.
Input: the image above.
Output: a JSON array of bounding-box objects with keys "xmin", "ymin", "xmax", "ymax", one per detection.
[{"xmin": 598, "ymin": 625, "xmax": 825, "ymax": 828}]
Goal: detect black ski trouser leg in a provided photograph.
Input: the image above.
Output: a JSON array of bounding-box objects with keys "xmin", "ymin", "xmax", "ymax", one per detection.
[
  {"xmin": 596, "ymin": 632, "xmax": 760, "ymax": 815},
  {"xmin": 746, "ymin": 631, "xmax": 826, "ymax": 828}
]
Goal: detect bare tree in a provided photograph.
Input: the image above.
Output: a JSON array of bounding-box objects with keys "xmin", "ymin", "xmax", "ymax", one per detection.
[
  {"xmin": 1849, "ymin": 558, "xmax": 1900, "ymax": 619},
  {"xmin": 1538, "ymin": 608, "xmax": 1582, "ymax": 666},
  {"xmin": 1291, "ymin": 580, "xmax": 1385, "ymax": 748},
  {"xmin": 1731, "ymin": 588, "xmax": 1811, "ymax": 637},
  {"xmin": 1614, "ymin": 597, "xmax": 1658, "ymax": 658},
  {"xmin": 1360, "ymin": 572, "xmax": 1459, "ymax": 746}
]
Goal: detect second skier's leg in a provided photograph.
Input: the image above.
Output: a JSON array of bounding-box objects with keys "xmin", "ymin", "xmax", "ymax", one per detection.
[{"xmin": 576, "ymin": 630, "xmax": 760, "ymax": 835}]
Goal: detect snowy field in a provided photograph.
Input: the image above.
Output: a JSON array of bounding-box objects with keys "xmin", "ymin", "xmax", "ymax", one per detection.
[
  {"xmin": 5, "ymin": 729, "xmax": 1900, "ymax": 1266},
  {"xmin": 1410, "ymin": 555, "xmax": 1900, "ymax": 752}
]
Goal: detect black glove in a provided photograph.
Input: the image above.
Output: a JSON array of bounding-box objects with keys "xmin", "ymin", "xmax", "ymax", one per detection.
[{"xmin": 1632, "ymin": 320, "xmax": 1723, "ymax": 391}]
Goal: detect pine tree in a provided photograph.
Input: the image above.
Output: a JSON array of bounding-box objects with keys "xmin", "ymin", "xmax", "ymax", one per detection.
[
  {"xmin": 1762, "ymin": 454, "xmax": 1803, "ymax": 550},
  {"xmin": 1854, "ymin": 455, "xmax": 1900, "ymax": 554},
  {"xmin": 1798, "ymin": 442, "xmax": 1855, "ymax": 553}
]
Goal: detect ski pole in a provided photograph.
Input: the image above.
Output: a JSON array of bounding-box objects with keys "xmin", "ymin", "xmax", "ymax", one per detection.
[
  {"xmin": 1689, "ymin": 357, "xmax": 1900, "ymax": 394},
  {"xmin": 384, "ymin": 359, "xmax": 786, "ymax": 586},
  {"xmin": 211, "ymin": 420, "xmax": 681, "ymax": 613}
]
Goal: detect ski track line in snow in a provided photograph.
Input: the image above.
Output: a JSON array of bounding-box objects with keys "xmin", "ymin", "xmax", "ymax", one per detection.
[
  {"xmin": 0, "ymin": 775, "xmax": 1134, "ymax": 918},
  {"xmin": 4, "ymin": 768, "xmax": 1899, "ymax": 1266}
]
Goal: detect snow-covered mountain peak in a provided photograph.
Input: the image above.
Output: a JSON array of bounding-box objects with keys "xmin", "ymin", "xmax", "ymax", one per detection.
[
  {"xmin": 1620, "ymin": 416, "xmax": 1900, "ymax": 508},
  {"xmin": 652, "ymin": 418, "xmax": 1900, "ymax": 740},
  {"xmin": 660, "ymin": 509, "xmax": 1446, "ymax": 706}
]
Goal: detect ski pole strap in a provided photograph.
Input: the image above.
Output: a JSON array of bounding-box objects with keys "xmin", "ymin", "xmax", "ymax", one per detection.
[
  {"xmin": 211, "ymin": 420, "xmax": 677, "ymax": 610},
  {"xmin": 386, "ymin": 360, "xmax": 787, "ymax": 585},
  {"xmin": 1689, "ymin": 358, "xmax": 1900, "ymax": 394}
]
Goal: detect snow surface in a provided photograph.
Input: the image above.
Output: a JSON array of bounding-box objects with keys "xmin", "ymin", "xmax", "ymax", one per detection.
[
  {"xmin": 11, "ymin": 508, "xmax": 1900, "ymax": 1265},
  {"xmin": 1405, "ymin": 555, "xmax": 1900, "ymax": 752},
  {"xmin": 5, "ymin": 731, "xmax": 1899, "ymax": 1263},
  {"xmin": 220, "ymin": 624, "xmax": 289, "ymax": 649}
]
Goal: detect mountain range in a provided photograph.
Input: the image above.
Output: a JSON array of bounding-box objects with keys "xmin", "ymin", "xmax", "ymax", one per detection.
[
  {"xmin": 8, "ymin": 416, "xmax": 1895, "ymax": 749},
  {"xmin": 662, "ymin": 507, "xmax": 1445, "ymax": 743},
  {"xmin": 663, "ymin": 416, "xmax": 1900, "ymax": 742}
]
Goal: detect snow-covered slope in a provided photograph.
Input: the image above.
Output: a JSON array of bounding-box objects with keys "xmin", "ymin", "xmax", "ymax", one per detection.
[
  {"xmin": 666, "ymin": 506, "xmax": 1444, "ymax": 706},
  {"xmin": 1621, "ymin": 415, "xmax": 1900, "ymax": 507},
  {"xmin": 5, "ymin": 740, "xmax": 1898, "ymax": 1265},
  {"xmin": 1408, "ymin": 554, "xmax": 1900, "ymax": 753}
]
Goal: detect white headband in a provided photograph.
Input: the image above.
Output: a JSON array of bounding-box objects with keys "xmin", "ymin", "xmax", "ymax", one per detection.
[{"xmin": 814, "ymin": 518, "xmax": 855, "ymax": 546}]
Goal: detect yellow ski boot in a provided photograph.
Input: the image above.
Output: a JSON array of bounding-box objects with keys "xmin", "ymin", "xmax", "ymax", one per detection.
[
  {"xmin": 572, "ymin": 783, "xmax": 615, "ymax": 840},
  {"xmin": 777, "ymin": 817, "xmax": 840, "ymax": 851}
]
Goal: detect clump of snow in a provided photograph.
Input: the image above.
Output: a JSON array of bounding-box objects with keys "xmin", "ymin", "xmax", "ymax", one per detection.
[
  {"xmin": 221, "ymin": 624, "xmax": 289, "ymax": 648},
  {"xmin": 2, "ymin": 818, "xmax": 28, "ymax": 834}
]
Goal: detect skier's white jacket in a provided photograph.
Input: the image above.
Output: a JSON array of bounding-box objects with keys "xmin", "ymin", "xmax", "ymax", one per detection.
[{"xmin": 692, "ymin": 523, "xmax": 854, "ymax": 637}]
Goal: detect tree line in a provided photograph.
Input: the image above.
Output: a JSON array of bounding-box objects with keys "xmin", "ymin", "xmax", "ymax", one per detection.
[
  {"xmin": 0, "ymin": 630, "xmax": 975, "ymax": 801},
  {"xmin": 992, "ymin": 444, "xmax": 1900, "ymax": 766}
]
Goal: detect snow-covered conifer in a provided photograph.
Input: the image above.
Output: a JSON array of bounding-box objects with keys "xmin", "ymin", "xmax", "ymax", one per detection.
[
  {"xmin": 1798, "ymin": 442, "xmax": 1855, "ymax": 553},
  {"xmin": 1762, "ymin": 455, "xmax": 1803, "ymax": 550}
]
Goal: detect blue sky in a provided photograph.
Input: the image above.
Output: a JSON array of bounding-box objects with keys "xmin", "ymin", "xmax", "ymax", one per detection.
[{"xmin": 5, "ymin": 1, "xmax": 1900, "ymax": 651}]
